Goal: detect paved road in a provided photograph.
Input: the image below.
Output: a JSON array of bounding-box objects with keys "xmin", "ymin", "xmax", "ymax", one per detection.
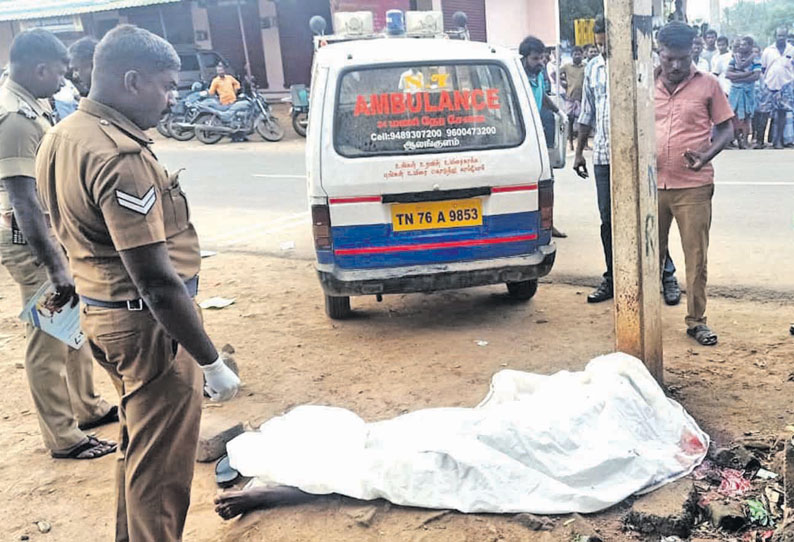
[{"xmin": 157, "ymin": 138, "xmax": 794, "ymax": 297}]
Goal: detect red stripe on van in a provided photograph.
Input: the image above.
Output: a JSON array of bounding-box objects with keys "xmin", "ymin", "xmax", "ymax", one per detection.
[
  {"xmin": 334, "ymin": 234, "xmax": 538, "ymax": 256},
  {"xmin": 491, "ymin": 184, "xmax": 538, "ymax": 193},
  {"xmin": 329, "ymin": 196, "xmax": 382, "ymax": 204}
]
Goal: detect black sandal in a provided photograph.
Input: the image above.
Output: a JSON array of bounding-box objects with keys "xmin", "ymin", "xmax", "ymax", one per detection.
[
  {"xmin": 687, "ymin": 324, "xmax": 718, "ymax": 346},
  {"xmin": 78, "ymin": 405, "xmax": 119, "ymax": 431},
  {"xmin": 51, "ymin": 436, "xmax": 117, "ymax": 460}
]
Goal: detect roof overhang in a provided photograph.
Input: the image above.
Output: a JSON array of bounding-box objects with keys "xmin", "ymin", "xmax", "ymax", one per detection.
[{"xmin": 0, "ymin": 0, "xmax": 180, "ymax": 23}]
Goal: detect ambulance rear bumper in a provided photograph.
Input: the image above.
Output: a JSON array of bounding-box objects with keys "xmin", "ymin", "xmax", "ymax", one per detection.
[{"xmin": 317, "ymin": 243, "xmax": 556, "ymax": 296}]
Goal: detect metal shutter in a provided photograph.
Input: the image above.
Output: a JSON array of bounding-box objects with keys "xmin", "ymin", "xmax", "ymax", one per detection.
[{"xmin": 441, "ymin": 0, "xmax": 487, "ymax": 42}]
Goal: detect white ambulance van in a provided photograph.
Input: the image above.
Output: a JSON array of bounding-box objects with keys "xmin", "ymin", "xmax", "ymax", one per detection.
[{"xmin": 307, "ymin": 11, "xmax": 564, "ymax": 319}]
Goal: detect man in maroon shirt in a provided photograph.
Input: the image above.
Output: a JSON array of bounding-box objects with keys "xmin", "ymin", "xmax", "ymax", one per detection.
[{"xmin": 655, "ymin": 22, "xmax": 734, "ymax": 346}]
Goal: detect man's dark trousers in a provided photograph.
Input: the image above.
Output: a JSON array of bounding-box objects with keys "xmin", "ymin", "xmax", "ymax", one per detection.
[{"xmin": 594, "ymin": 164, "xmax": 675, "ymax": 283}]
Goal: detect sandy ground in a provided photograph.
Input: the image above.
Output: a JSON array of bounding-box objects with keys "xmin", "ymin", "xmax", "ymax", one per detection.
[{"xmin": 1, "ymin": 249, "xmax": 793, "ymax": 541}]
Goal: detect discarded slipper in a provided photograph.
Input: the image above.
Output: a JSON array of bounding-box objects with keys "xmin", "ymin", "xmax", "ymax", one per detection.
[
  {"xmin": 215, "ymin": 454, "xmax": 241, "ymax": 488},
  {"xmin": 78, "ymin": 405, "xmax": 119, "ymax": 431}
]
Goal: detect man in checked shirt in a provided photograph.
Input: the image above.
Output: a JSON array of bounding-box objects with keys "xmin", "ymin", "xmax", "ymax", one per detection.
[{"xmin": 573, "ymin": 15, "xmax": 680, "ymax": 305}]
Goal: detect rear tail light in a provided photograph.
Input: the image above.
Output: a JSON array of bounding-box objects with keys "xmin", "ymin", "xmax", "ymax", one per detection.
[
  {"xmin": 312, "ymin": 204, "xmax": 332, "ymax": 250},
  {"xmin": 538, "ymin": 179, "xmax": 554, "ymax": 231}
]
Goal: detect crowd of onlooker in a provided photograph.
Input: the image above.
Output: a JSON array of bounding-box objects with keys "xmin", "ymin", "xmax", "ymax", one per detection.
[
  {"xmin": 690, "ymin": 26, "xmax": 794, "ymax": 150},
  {"xmin": 548, "ymin": 24, "xmax": 794, "ymax": 151}
]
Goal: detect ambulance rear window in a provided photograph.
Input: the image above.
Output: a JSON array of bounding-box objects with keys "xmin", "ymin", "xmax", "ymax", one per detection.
[{"xmin": 334, "ymin": 62, "xmax": 525, "ymax": 157}]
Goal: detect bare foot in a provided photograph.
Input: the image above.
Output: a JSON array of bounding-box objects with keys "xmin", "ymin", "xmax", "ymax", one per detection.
[{"xmin": 215, "ymin": 486, "xmax": 315, "ymax": 520}]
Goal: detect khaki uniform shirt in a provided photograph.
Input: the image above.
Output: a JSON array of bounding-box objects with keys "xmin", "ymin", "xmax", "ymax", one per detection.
[
  {"xmin": 36, "ymin": 98, "xmax": 201, "ymax": 301},
  {"xmin": 0, "ymin": 79, "xmax": 54, "ymax": 220}
]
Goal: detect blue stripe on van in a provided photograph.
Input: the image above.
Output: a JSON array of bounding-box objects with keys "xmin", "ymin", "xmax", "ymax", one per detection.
[{"xmin": 325, "ymin": 211, "xmax": 540, "ymax": 269}]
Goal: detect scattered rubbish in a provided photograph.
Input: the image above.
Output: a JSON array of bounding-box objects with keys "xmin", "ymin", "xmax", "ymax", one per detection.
[
  {"xmin": 15, "ymin": 362, "xmax": 23, "ymax": 369},
  {"xmin": 199, "ymin": 297, "xmax": 236, "ymax": 310},
  {"xmin": 755, "ymin": 469, "xmax": 778, "ymax": 480},
  {"xmin": 35, "ymin": 520, "xmax": 51, "ymax": 534},
  {"xmin": 474, "ymin": 340, "xmax": 488, "ymax": 347},
  {"xmin": 718, "ymin": 468, "xmax": 752, "ymax": 497},
  {"xmin": 511, "ymin": 513, "xmax": 554, "ymax": 531},
  {"xmin": 711, "ymin": 444, "xmax": 760, "ymax": 471},
  {"xmin": 706, "ymin": 501, "xmax": 746, "ymax": 531},
  {"xmin": 280, "ymin": 241, "xmax": 295, "ymax": 251},
  {"xmin": 345, "ymin": 505, "xmax": 378, "ymax": 528},
  {"xmin": 20, "ymin": 536, "xmax": 29, "ymax": 541},
  {"xmin": 746, "ymin": 499, "xmax": 773, "ymax": 527},
  {"xmin": 416, "ymin": 510, "xmax": 451, "ymax": 528},
  {"xmin": 764, "ymin": 486, "xmax": 783, "ymax": 518},
  {"xmin": 200, "ymin": 250, "xmax": 217, "ymax": 258},
  {"xmin": 660, "ymin": 537, "xmax": 683, "ymax": 542}
]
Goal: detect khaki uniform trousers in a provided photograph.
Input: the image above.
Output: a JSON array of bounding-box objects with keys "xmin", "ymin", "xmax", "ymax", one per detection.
[
  {"xmin": 658, "ymin": 183, "xmax": 714, "ymax": 329},
  {"xmin": 0, "ymin": 228, "xmax": 111, "ymax": 451},
  {"xmin": 81, "ymin": 302, "xmax": 203, "ymax": 542}
]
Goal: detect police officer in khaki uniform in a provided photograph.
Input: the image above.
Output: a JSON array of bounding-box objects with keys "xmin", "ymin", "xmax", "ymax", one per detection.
[
  {"xmin": 36, "ymin": 25, "xmax": 240, "ymax": 542},
  {"xmin": 0, "ymin": 29, "xmax": 117, "ymax": 460}
]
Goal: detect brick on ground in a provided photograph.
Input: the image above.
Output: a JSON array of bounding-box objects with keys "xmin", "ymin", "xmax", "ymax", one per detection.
[
  {"xmin": 623, "ymin": 478, "xmax": 698, "ymax": 538},
  {"xmin": 196, "ymin": 412, "xmax": 244, "ymax": 463}
]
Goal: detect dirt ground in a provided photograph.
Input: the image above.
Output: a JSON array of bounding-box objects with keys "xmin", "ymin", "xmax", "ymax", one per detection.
[{"xmin": 1, "ymin": 251, "xmax": 793, "ymax": 542}]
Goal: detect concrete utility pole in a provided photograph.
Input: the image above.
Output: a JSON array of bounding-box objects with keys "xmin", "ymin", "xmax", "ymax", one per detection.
[{"xmin": 604, "ymin": 0, "xmax": 664, "ymax": 382}]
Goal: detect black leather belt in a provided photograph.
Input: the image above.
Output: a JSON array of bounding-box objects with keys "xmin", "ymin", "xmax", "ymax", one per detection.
[{"xmin": 80, "ymin": 275, "xmax": 199, "ymax": 311}]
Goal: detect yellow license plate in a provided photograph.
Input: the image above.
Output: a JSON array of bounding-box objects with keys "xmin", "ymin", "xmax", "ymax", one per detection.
[{"xmin": 391, "ymin": 199, "xmax": 483, "ymax": 232}]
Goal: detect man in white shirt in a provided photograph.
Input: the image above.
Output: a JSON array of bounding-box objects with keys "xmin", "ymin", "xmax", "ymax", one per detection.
[
  {"xmin": 692, "ymin": 37, "xmax": 710, "ymax": 72},
  {"xmin": 702, "ymin": 29, "xmax": 719, "ymax": 71},
  {"xmin": 711, "ymin": 36, "xmax": 734, "ymax": 96},
  {"xmin": 759, "ymin": 26, "xmax": 794, "ymax": 149}
]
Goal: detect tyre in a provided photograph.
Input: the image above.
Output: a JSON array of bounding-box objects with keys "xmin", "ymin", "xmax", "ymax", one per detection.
[
  {"xmin": 292, "ymin": 112, "xmax": 308, "ymax": 137},
  {"xmin": 156, "ymin": 115, "xmax": 171, "ymax": 138},
  {"xmin": 325, "ymin": 295, "xmax": 351, "ymax": 319},
  {"xmin": 256, "ymin": 115, "xmax": 285, "ymax": 142},
  {"xmin": 194, "ymin": 113, "xmax": 224, "ymax": 145},
  {"xmin": 506, "ymin": 280, "xmax": 538, "ymax": 301},
  {"xmin": 167, "ymin": 116, "xmax": 195, "ymax": 141}
]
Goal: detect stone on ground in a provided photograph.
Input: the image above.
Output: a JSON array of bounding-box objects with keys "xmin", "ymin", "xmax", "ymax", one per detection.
[
  {"xmin": 623, "ymin": 478, "xmax": 698, "ymax": 538},
  {"xmin": 196, "ymin": 415, "xmax": 244, "ymax": 463}
]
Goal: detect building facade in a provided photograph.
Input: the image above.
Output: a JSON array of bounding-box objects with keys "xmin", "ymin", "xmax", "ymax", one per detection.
[{"xmin": 0, "ymin": 0, "xmax": 560, "ymax": 93}]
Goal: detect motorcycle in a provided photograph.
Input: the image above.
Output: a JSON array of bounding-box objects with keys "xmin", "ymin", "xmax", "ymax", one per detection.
[
  {"xmin": 289, "ymin": 84, "xmax": 309, "ymax": 137},
  {"xmin": 167, "ymin": 83, "xmax": 218, "ymax": 142},
  {"xmin": 192, "ymin": 90, "xmax": 285, "ymax": 144}
]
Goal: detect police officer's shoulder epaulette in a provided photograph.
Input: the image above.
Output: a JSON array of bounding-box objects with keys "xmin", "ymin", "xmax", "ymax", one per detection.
[
  {"xmin": 16, "ymin": 100, "xmax": 37, "ymax": 120},
  {"xmin": 97, "ymin": 119, "xmax": 143, "ymax": 155}
]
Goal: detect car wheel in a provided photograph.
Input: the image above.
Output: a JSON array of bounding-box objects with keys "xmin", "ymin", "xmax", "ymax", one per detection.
[
  {"xmin": 325, "ymin": 295, "xmax": 351, "ymax": 319},
  {"xmin": 506, "ymin": 280, "xmax": 538, "ymax": 301}
]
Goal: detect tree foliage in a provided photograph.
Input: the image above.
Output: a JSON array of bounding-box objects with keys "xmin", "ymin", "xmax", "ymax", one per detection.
[{"xmin": 722, "ymin": 0, "xmax": 794, "ymax": 47}]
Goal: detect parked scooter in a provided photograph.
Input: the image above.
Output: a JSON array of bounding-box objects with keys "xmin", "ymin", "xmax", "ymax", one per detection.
[
  {"xmin": 289, "ymin": 84, "xmax": 309, "ymax": 137},
  {"xmin": 192, "ymin": 89, "xmax": 284, "ymax": 144},
  {"xmin": 167, "ymin": 83, "xmax": 218, "ymax": 141}
]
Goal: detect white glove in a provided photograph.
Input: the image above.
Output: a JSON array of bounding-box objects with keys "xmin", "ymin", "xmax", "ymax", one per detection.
[{"xmin": 201, "ymin": 356, "xmax": 240, "ymax": 402}]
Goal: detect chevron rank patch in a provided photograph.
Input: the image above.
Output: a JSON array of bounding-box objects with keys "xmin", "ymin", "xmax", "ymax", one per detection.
[{"xmin": 116, "ymin": 187, "xmax": 156, "ymax": 215}]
